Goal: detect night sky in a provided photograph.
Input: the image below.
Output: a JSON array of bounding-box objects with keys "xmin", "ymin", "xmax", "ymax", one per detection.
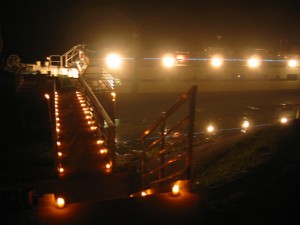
[{"xmin": 1, "ymin": 0, "xmax": 300, "ymax": 62}]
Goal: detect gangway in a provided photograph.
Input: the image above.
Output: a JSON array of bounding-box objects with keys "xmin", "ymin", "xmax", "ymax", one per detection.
[{"xmin": 6, "ymin": 44, "xmax": 90, "ymax": 78}]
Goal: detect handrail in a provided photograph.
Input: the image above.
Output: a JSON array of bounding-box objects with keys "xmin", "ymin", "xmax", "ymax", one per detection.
[
  {"xmin": 78, "ymin": 74, "xmax": 116, "ymax": 169},
  {"xmin": 140, "ymin": 85, "xmax": 197, "ymax": 190}
]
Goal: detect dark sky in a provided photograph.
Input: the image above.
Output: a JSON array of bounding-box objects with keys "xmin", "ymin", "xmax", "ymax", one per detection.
[{"xmin": 1, "ymin": 0, "xmax": 300, "ymax": 62}]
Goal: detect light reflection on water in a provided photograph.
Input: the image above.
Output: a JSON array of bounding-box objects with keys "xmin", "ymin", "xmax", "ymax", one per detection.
[{"xmin": 114, "ymin": 90, "xmax": 300, "ymax": 149}]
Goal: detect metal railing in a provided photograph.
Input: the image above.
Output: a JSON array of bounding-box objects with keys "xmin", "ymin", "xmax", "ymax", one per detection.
[
  {"xmin": 140, "ymin": 85, "xmax": 197, "ymax": 190},
  {"xmin": 78, "ymin": 75, "xmax": 116, "ymax": 170},
  {"xmin": 48, "ymin": 44, "xmax": 88, "ymax": 72}
]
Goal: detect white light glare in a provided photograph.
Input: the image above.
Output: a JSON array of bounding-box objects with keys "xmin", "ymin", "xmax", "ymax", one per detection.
[
  {"xmin": 106, "ymin": 54, "xmax": 122, "ymax": 69},
  {"xmin": 288, "ymin": 59, "xmax": 298, "ymax": 68},
  {"xmin": 162, "ymin": 55, "xmax": 175, "ymax": 67},
  {"xmin": 211, "ymin": 57, "xmax": 223, "ymax": 67},
  {"xmin": 248, "ymin": 57, "xmax": 260, "ymax": 68}
]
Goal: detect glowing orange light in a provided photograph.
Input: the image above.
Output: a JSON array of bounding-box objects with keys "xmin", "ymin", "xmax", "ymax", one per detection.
[
  {"xmin": 44, "ymin": 93, "xmax": 50, "ymax": 99},
  {"xmin": 97, "ymin": 140, "xmax": 104, "ymax": 145},
  {"xmin": 99, "ymin": 149, "xmax": 107, "ymax": 154},
  {"xmin": 59, "ymin": 167, "xmax": 64, "ymax": 173},
  {"xmin": 56, "ymin": 197, "xmax": 65, "ymax": 208},
  {"xmin": 172, "ymin": 184, "xmax": 180, "ymax": 196},
  {"xmin": 91, "ymin": 126, "xmax": 97, "ymax": 130},
  {"xmin": 207, "ymin": 124, "xmax": 214, "ymax": 133},
  {"xmin": 280, "ymin": 117, "xmax": 288, "ymax": 124}
]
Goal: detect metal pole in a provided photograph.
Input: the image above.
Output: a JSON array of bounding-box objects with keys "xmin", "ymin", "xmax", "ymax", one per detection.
[
  {"xmin": 159, "ymin": 112, "xmax": 166, "ymax": 180},
  {"xmin": 186, "ymin": 85, "xmax": 197, "ymax": 180}
]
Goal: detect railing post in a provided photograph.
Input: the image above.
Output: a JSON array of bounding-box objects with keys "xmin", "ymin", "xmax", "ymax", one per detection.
[
  {"xmin": 159, "ymin": 112, "xmax": 166, "ymax": 180},
  {"xmin": 186, "ymin": 85, "xmax": 197, "ymax": 180}
]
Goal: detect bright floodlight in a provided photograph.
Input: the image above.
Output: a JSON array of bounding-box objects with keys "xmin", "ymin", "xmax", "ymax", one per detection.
[
  {"xmin": 162, "ymin": 55, "xmax": 175, "ymax": 67},
  {"xmin": 280, "ymin": 117, "xmax": 288, "ymax": 124},
  {"xmin": 241, "ymin": 120, "xmax": 250, "ymax": 133},
  {"xmin": 211, "ymin": 57, "xmax": 223, "ymax": 67},
  {"xmin": 206, "ymin": 124, "xmax": 215, "ymax": 133},
  {"xmin": 247, "ymin": 57, "xmax": 260, "ymax": 68},
  {"xmin": 241, "ymin": 120, "xmax": 250, "ymax": 129},
  {"xmin": 288, "ymin": 59, "xmax": 298, "ymax": 68},
  {"xmin": 106, "ymin": 53, "xmax": 122, "ymax": 69}
]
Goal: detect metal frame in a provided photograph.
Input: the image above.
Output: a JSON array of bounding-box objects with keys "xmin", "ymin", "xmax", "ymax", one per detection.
[{"xmin": 140, "ymin": 85, "xmax": 197, "ymax": 190}]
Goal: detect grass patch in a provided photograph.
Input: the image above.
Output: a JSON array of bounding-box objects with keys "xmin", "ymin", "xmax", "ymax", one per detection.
[{"xmin": 192, "ymin": 122, "xmax": 299, "ymax": 189}]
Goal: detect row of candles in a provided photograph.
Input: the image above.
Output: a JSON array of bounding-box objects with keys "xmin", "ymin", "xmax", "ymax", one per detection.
[{"xmin": 49, "ymin": 90, "xmax": 112, "ymax": 208}]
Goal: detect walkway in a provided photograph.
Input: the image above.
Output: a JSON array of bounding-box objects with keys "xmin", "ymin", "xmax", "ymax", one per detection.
[{"xmin": 40, "ymin": 83, "xmax": 131, "ymax": 203}]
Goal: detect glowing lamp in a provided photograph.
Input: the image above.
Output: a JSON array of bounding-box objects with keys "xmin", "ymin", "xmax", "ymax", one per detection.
[
  {"xmin": 59, "ymin": 167, "xmax": 64, "ymax": 173},
  {"xmin": 97, "ymin": 140, "xmax": 104, "ymax": 145},
  {"xmin": 56, "ymin": 197, "xmax": 65, "ymax": 208},
  {"xmin": 207, "ymin": 124, "xmax": 214, "ymax": 133},
  {"xmin": 211, "ymin": 57, "xmax": 223, "ymax": 67},
  {"xmin": 247, "ymin": 57, "xmax": 260, "ymax": 68},
  {"xmin": 91, "ymin": 126, "xmax": 97, "ymax": 130},
  {"xmin": 57, "ymin": 152, "xmax": 62, "ymax": 157},
  {"xmin": 44, "ymin": 93, "xmax": 50, "ymax": 100},
  {"xmin": 242, "ymin": 120, "xmax": 250, "ymax": 129},
  {"xmin": 172, "ymin": 184, "xmax": 180, "ymax": 196},
  {"xmin": 141, "ymin": 191, "xmax": 147, "ymax": 196},
  {"xmin": 99, "ymin": 148, "xmax": 107, "ymax": 154},
  {"xmin": 106, "ymin": 53, "xmax": 122, "ymax": 69},
  {"xmin": 162, "ymin": 55, "xmax": 175, "ymax": 67},
  {"xmin": 280, "ymin": 117, "xmax": 288, "ymax": 124},
  {"xmin": 288, "ymin": 59, "xmax": 298, "ymax": 67}
]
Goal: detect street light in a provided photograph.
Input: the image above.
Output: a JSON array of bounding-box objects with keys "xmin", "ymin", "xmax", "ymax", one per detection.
[
  {"xmin": 106, "ymin": 53, "xmax": 122, "ymax": 69},
  {"xmin": 162, "ymin": 54, "xmax": 176, "ymax": 68},
  {"xmin": 211, "ymin": 55, "xmax": 223, "ymax": 67},
  {"xmin": 247, "ymin": 56, "xmax": 261, "ymax": 68},
  {"xmin": 288, "ymin": 59, "xmax": 298, "ymax": 68}
]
